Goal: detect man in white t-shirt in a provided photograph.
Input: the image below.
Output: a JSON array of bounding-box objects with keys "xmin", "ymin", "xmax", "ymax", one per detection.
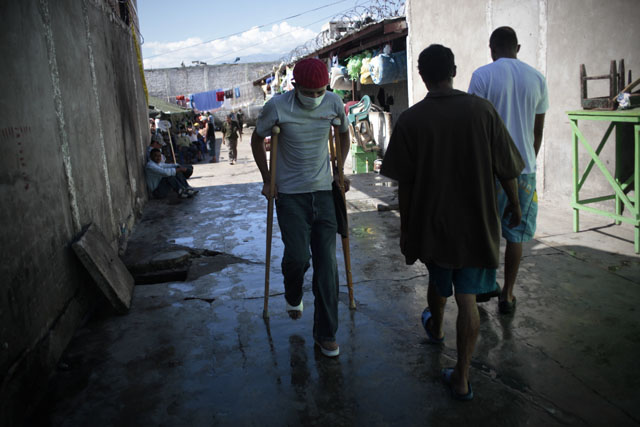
[
  {"xmin": 468, "ymin": 26, "xmax": 549, "ymax": 314},
  {"xmin": 251, "ymin": 58, "xmax": 350, "ymax": 357}
]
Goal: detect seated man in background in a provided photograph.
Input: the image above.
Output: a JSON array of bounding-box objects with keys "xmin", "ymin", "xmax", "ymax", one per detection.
[
  {"xmin": 145, "ymin": 148, "xmax": 198, "ymax": 199},
  {"xmin": 147, "ymin": 139, "xmax": 194, "ymax": 179}
]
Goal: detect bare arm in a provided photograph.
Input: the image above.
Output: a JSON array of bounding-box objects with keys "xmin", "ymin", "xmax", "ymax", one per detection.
[
  {"xmin": 533, "ymin": 113, "xmax": 545, "ymax": 156},
  {"xmin": 498, "ymin": 177, "xmax": 522, "ymax": 229},
  {"xmin": 250, "ymin": 131, "xmax": 272, "ymax": 199}
]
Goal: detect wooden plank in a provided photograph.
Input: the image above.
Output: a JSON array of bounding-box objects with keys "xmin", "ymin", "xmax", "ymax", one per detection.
[
  {"xmin": 72, "ymin": 223, "xmax": 134, "ymax": 313},
  {"xmin": 384, "ymin": 20, "xmax": 407, "ymax": 34}
]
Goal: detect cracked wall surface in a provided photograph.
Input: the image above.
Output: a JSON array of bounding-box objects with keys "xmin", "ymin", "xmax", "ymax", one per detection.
[{"xmin": 0, "ymin": 1, "xmax": 148, "ymax": 424}]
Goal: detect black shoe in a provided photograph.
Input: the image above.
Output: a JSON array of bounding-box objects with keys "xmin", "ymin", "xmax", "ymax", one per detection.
[
  {"xmin": 499, "ymin": 296, "xmax": 516, "ymax": 314},
  {"xmin": 476, "ymin": 282, "xmax": 501, "ymax": 303}
]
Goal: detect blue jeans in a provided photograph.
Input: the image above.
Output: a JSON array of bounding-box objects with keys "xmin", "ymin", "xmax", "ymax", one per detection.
[
  {"xmin": 276, "ymin": 191, "xmax": 339, "ymax": 342},
  {"xmin": 152, "ymin": 173, "xmax": 188, "ymax": 199}
]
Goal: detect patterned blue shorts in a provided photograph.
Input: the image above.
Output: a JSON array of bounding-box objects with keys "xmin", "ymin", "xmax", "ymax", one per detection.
[{"xmin": 497, "ymin": 173, "xmax": 538, "ymax": 242}]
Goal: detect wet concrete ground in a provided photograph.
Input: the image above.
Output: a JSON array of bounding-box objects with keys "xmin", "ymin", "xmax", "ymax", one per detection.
[{"xmin": 36, "ymin": 129, "xmax": 640, "ymax": 426}]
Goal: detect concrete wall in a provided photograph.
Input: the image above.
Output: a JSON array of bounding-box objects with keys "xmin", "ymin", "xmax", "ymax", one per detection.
[
  {"xmin": 0, "ymin": 0, "xmax": 148, "ymax": 424},
  {"xmin": 406, "ymin": 0, "xmax": 639, "ymax": 201},
  {"xmin": 145, "ymin": 62, "xmax": 278, "ymax": 122}
]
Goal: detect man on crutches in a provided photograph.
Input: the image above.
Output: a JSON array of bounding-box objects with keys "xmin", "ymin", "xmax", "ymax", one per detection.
[{"xmin": 251, "ymin": 58, "xmax": 350, "ymax": 358}]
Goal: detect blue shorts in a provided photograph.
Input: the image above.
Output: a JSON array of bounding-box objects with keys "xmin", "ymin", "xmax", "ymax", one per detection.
[
  {"xmin": 427, "ymin": 264, "xmax": 497, "ymax": 297},
  {"xmin": 497, "ymin": 173, "xmax": 538, "ymax": 243}
]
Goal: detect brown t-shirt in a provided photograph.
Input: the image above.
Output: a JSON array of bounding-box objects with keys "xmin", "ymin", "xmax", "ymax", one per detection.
[{"xmin": 381, "ymin": 89, "xmax": 524, "ymax": 269}]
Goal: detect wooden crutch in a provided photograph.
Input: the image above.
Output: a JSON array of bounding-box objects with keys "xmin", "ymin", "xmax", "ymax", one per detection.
[
  {"xmin": 161, "ymin": 119, "xmax": 178, "ymax": 164},
  {"xmin": 331, "ymin": 119, "xmax": 356, "ymax": 309},
  {"xmin": 167, "ymin": 131, "xmax": 178, "ymax": 164},
  {"xmin": 263, "ymin": 125, "xmax": 280, "ymax": 319}
]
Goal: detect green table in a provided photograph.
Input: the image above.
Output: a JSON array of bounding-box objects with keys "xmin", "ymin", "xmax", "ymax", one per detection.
[{"xmin": 567, "ymin": 109, "xmax": 640, "ymax": 253}]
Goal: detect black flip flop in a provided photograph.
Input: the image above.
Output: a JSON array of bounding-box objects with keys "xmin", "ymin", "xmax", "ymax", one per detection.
[
  {"xmin": 498, "ymin": 296, "xmax": 517, "ymax": 314},
  {"xmin": 476, "ymin": 282, "xmax": 501, "ymax": 303},
  {"xmin": 442, "ymin": 368, "xmax": 474, "ymax": 401},
  {"xmin": 421, "ymin": 308, "xmax": 444, "ymax": 344}
]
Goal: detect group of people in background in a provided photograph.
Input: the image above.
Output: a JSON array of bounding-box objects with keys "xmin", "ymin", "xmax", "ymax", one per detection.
[{"xmin": 144, "ymin": 108, "xmax": 245, "ymax": 199}]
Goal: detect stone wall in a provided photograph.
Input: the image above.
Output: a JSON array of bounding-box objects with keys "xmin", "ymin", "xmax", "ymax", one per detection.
[
  {"xmin": 144, "ymin": 62, "xmax": 279, "ymax": 123},
  {"xmin": 0, "ymin": 1, "xmax": 149, "ymax": 424},
  {"xmin": 406, "ymin": 0, "xmax": 639, "ymax": 201}
]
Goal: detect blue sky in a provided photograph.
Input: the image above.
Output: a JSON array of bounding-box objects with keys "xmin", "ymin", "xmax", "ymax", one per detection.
[{"xmin": 137, "ymin": 0, "xmax": 369, "ymax": 69}]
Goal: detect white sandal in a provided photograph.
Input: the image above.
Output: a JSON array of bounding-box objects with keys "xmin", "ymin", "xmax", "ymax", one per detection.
[{"xmin": 315, "ymin": 339, "xmax": 340, "ymax": 357}]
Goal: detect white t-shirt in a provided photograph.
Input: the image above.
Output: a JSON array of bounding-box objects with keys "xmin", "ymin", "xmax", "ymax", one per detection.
[
  {"xmin": 255, "ymin": 90, "xmax": 349, "ymax": 194},
  {"xmin": 469, "ymin": 58, "xmax": 549, "ymax": 174}
]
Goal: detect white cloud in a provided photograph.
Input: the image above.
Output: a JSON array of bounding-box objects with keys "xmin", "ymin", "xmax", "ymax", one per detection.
[{"xmin": 142, "ymin": 22, "xmax": 317, "ymax": 69}]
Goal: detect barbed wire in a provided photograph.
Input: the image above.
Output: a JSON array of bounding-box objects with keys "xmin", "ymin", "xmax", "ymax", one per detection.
[{"xmin": 278, "ymin": 0, "xmax": 405, "ymax": 64}]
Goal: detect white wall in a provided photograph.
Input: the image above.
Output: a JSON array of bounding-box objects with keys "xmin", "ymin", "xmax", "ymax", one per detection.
[{"xmin": 406, "ymin": 0, "xmax": 639, "ymax": 201}]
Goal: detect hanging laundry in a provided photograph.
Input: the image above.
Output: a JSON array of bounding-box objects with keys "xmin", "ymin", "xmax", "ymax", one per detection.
[
  {"xmin": 216, "ymin": 91, "xmax": 225, "ymax": 102},
  {"xmin": 192, "ymin": 89, "xmax": 224, "ymax": 111},
  {"xmin": 224, "ymin": 89, "xmax": 233, "ymax": 99},
  {"xmin": 234, "ymin": 87, "xmax": 241, "ymax": 98}
]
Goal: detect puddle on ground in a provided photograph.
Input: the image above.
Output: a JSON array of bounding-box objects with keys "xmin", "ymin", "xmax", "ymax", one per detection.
[
  {"xmin": 169, "ymin": 237, "xmax": 194, "ymax": 246},
  {"xmin": 169, "ymin": 283, "xmax": 195, "ymax": 293}
]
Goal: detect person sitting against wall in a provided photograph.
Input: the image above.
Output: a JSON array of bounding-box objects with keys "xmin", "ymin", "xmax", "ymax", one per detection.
[
  {"xmin": 147, "ymin": 138, "xmax": 166, "ymax": 162},
  {"xmin": 145, "ymin": 148, "xmax": 198, "ymax": 199},
  {"xmin": 147, "ymin": 139, "xmax": 194, "ymax": 180}
]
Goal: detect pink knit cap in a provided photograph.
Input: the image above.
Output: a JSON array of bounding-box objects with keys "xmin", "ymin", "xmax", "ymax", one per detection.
[{"xmin": 293, "ymin": 58, "xmax": 329, "ymax": 89}]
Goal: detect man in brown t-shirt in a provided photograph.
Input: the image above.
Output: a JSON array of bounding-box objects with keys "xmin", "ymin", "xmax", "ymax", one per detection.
[{"xmin": 381, "ymin": 44, "xmax": 524, "ymax": 401}]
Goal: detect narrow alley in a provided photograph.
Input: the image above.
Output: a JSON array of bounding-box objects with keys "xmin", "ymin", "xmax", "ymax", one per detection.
[{"xmin": 34, "ymin": 130, "xmax": 640, "ymax": 426}]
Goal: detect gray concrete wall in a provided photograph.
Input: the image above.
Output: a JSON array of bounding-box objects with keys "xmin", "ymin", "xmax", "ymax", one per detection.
[
  {"xmin": 406, "ymin": 0, "xmax": 639, "ymax": 201},
  {"xmin": 145, "ymin": 62, "xmax": 278, "ymax": 122},
  {"xmin": 0, "ymin": 0, "xmax": 148, "ymax": 423}
]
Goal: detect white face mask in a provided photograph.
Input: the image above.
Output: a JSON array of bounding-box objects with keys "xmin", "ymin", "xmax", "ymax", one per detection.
[{"xmin": 297, "ymin": 91, "xmax": 325, "ymax": 109}]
